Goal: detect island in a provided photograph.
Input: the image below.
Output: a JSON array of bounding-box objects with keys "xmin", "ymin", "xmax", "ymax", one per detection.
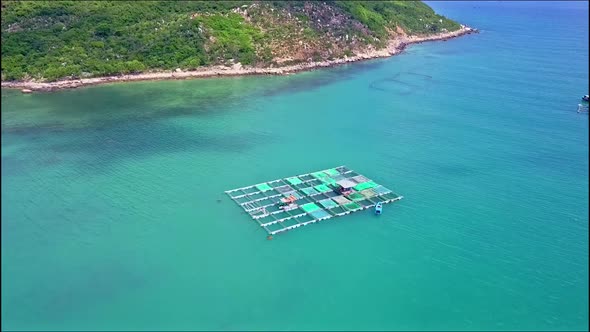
[{"xmin": 1, "ymin": 1, "xmax": 477, "ymax": 91}]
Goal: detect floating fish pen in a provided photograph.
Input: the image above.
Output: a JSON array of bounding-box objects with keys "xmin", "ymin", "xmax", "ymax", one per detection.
[{"xmin": 225, "ymin": 165, "xmax": 403, "ymax": 237}]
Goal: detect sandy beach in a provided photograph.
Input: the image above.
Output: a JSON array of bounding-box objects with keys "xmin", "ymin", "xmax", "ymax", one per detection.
[{"xmin": 1, "ymin": 26, "xmax": 477, "ymax": 92}]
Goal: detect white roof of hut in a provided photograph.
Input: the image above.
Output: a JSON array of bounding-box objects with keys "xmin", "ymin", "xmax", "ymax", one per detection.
[{"xmin": 336, "ymin": 179, "xmax": 356, "ymax": 189}]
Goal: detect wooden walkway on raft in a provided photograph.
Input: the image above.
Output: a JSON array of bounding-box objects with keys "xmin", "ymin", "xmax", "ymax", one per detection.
[{"xmin": 225, "ymin": 165, "xmax": 403, "ymax": 237}]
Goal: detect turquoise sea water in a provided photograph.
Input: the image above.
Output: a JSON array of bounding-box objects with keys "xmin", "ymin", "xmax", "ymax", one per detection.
[{"xmin": 2, "ymin": 1, "xmax": 588, "ymax": 330}]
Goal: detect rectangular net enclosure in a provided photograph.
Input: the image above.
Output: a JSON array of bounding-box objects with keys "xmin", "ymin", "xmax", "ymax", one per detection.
[
  {"xmin": 301, "ymin": 203, "xmax": 321, "ymax": 213},
  {"xmin": 318, "ymin": 198, "xmax": 339, "ymax": 209},
  {"xmin": 314, "ymin": 184, "xmax": 332, "ymax": 193},
  {"xmin": 255, "ymin": 183, "xmax": 273, "ymax": 192},
  {"xmin": 225, "ymin": 165, "xmax": 403, "ymax": 237},
  {"xmin": 286, "ymin": 177, "xmax": 303, "ymax": 185}
]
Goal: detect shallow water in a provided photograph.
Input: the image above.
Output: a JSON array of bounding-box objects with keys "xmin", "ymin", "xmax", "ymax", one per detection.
[{"xmin": 2, "ymin": 1, "xmax": 588, "ymax": 330}]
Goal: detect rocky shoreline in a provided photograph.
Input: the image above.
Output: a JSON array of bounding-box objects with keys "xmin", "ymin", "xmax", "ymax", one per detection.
[{"xmin": 2, "ymin": 26, "xmax": 477, "ymax": 93}]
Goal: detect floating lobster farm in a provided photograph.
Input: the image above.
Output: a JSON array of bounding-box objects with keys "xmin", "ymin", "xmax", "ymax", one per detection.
[{"xmin": 225, "ymin": 165, "xmax": 403, "ymax": 236}]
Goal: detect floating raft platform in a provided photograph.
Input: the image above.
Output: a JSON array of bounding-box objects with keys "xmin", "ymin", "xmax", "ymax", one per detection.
[{"xmin": 225, "ymin": 165, "xmax": 403, "ymax": 236}]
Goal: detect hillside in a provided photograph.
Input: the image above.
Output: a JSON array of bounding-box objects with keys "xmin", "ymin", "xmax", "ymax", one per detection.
[{"xmin": 1, "ymin": 1, "xmax": 464, "ymax": 82}]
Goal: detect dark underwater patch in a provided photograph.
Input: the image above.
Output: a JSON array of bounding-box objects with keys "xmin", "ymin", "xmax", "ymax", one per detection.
[{"xmin": 369, "ymin": 71, "xmax": 434, "ymax": 95}]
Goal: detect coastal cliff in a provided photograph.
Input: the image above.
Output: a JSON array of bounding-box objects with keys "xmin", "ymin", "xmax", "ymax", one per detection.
[{"xmin": 1, "ymin": 1, "xmax": 477, "ymax": 91}]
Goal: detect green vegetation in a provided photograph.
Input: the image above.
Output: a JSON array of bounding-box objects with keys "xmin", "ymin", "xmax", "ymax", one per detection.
[
  {"xmin": 336, "ymin": 1, "xmax": 461, "ymax": 36},
  {"xmin": 193, "ymin": 13, "xmax": 263, "ymax": 65},
  {"xmin": 1, "ymin": 1, "xmax": 461, "ymax": 82}
]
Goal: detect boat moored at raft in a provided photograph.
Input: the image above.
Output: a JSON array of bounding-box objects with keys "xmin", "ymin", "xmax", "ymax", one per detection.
[{"xmin": 375, "ymin": 202, "xmax": 383, "ymax": 215}]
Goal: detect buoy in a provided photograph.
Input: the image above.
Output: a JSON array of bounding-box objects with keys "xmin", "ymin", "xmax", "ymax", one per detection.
[{"xmin": 267, "ymin": 235, "xmax": 273, "ymax": 240}]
